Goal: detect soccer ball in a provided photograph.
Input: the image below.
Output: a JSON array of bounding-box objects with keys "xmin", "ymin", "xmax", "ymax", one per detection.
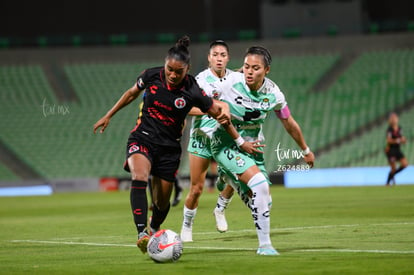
[{"xmin": 147, "ymin": 229, "xmax": 183, "ymax": 263}]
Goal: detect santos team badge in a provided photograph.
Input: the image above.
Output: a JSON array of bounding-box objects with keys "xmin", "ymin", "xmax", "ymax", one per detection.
[
  {"xmin": 174, "ymin": 97, "xmax": 186, "ymax": 109},
  {"xmin": 235, "ymin": 156, "xmax": 246, "ymax": 167},
  {"xmin": 261, "ymin": 98, "xmax": 270, "ymax": 109}
]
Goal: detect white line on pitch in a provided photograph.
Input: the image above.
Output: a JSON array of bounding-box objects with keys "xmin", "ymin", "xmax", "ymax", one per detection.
[
  {"xmin": 10, "ymin": 240, "xmax": 255, "ymax": 251},
  {"xmin": 296, "ymin": 249, "xmax": 414, "ymax": 254},
  {"xmin": 10, "ymin": 240, "xmax": 135, "ymax": 247},
  {"xmin": 9, "ymin": 240, "xmax": 414, "ymax": 254},
  {"xmin": 193, "ymin": 221, "xmax": 414, "ymax": 235}
]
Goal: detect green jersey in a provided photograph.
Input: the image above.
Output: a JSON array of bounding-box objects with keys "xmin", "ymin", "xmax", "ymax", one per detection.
[
  {"xmin": 213, "ymin": 71, "xmax": 287, "ymax": 142},
  {"xmin": 190, "ymin": 68, "xmax": 233, "ymax": 139}
]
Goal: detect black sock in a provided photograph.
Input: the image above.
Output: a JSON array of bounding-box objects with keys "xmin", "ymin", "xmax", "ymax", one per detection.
[
  {"xmin": 386, "ymin": 172, "xmax": 394, "ymax": 184},
  {"xmin": 130, "ymin": 180, "xmax": 148, "ymax": 236},
  {"xmin": 174, "ymin": 179, "xmax": 181, "ymax": 192},
  {"xmin": 394, "ymin": 166, "xmax": 406, "ymax": 175},
  {"xmin": 174, "ymin": 179, "xmax": 182, "ymax": 194},
  {"xmin": 150, "ymin": 203, "xmax": 171, "ymax": 231}
]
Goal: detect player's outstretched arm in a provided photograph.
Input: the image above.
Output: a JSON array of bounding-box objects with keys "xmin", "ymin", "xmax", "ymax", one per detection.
[
  {"xmin": 280, "ymin": 115, "xmax": 315, "ymax": 167},
  {"xmin": 93, "ymin": 84, "xmax": 142, "ymax": 134}
]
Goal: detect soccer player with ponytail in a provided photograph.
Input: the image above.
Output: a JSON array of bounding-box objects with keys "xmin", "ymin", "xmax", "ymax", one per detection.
[
  {"xmin": 93, "ymin": 36, "xmax": 261, "ymax": 254},
  {"xmin": 210, "ymin": 46, "xmax": 315, "ymax": 255}
]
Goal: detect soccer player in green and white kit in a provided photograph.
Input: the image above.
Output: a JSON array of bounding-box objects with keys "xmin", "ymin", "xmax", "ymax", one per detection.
[
  {"xmin": 181, "ymin": 40, "xmax": 236, "ymax": 242},
  {"xmin": 210, "ymin": 46, "xmax": 315, "ymax": 255}
]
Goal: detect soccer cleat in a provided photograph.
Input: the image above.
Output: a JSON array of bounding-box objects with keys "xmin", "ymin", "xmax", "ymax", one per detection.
[
  {"xmin": 137, "ymin": 231, "xmax": 150, "ymax": 254},
  {"xmin": 180, "ymin": 225, "xmax": 193, "ymax": 242},
  {"xmin": 256, "ymin": 244, "xmax": 279, "ymax": 256},
  {"xmin": 213, "ymin": 208, "xmax": 228, "ymax": 233}
]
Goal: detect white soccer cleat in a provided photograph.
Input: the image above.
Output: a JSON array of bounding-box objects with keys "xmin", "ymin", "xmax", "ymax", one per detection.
[
  {"xmin": 213, "ymin": 208, "xmax": 228, "ymax": 233},
  {"xmin": 180, "ymin": 226, "xmax": 193, "ymax": 242},
  {"xmin": 256, "ymin": 244, "xmax": 279, "ymax": 256}
]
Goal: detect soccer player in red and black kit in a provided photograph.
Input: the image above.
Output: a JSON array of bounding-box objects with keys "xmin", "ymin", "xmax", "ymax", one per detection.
[
  {"xmin": 93, "ymin": 36, "xmax": 260, "ymax": 254},
  {"xmin": 385, "ymin": 112, "xmax": 408, "ymax": 186}
]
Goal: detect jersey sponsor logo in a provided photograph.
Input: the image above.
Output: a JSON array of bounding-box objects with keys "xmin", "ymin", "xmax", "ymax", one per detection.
[
  {"xmin": 154, "ymin": 100, "xmax": 172, "ymax": 111},
  {"xmin": 149, "ymin": 85, "xmax": 158, "ymax": 94},
  {"xmin": 234, "ymin": 95, "xmax": 261, "ymax": 106},
  {"xmin": 235, "ymin": 96, "xmax": 243, "ymax": 105},
  {"xmin": 174, "ymin": 97, "xmax": 186, "ymax": 109},
  {"xmin": 133, "ymin": 208, "xmax": 143, "ymax": 215},
  {"xmin": 148, "ymin": 107, "xmax": 175, "ymax": 126}
]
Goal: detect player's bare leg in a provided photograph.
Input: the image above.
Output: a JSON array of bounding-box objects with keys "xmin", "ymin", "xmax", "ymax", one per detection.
[
  {"xmin": 181, "ymin": 154, "xmax": 210, "ymax": 242},
  {"xmin": 213, "ymin": 183, "xmax": 234, "ymax": 232}
]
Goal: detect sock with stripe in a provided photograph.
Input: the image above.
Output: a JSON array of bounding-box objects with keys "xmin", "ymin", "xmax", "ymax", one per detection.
[
  {"xmin": 130, "ymin": 180, "xmax": 148, "ymax": 237},
  {"xmin": 247, "ymin": 172, "xmax": 272, "ymax": 247}
]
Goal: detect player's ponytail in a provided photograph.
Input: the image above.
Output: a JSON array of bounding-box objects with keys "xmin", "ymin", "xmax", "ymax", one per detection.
[{"xmin": 166, "ymin": 35, "xmax": 191, "ymax": 65}]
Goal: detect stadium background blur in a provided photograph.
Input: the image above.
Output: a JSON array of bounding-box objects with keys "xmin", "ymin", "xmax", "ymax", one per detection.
[{"xmin": 1, "ymin": 0, "xmax": 413, "ymax": 193}]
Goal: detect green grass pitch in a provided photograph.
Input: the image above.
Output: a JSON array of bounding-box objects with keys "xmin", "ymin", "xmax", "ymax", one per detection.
[{"xmin": 1, "ymin": 185, "xmax": 413, "ymax": 274}]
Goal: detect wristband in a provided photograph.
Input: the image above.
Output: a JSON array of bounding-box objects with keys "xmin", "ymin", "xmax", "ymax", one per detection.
[
  {"xmin": 234, "ymin": 136, "xmax": 245, "ymax": 147},
  {"xmin": 303, "ymin": 146, "xmax": 311, "ymax": 156}
]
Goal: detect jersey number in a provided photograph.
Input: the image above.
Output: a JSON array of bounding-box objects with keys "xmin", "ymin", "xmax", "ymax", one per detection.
[{"xmin": 224, "ymin": 148, "xmax": 234, "ymax": 160}]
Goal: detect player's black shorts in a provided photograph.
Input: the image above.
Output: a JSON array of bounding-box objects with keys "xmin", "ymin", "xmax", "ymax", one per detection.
[
  {"xmin": 385, "ymin": 147, "xmax": 405, "ymax": 162},
  {"xmin": 124, "ymin": 132, "xmax": 181, "ymax": 182}
]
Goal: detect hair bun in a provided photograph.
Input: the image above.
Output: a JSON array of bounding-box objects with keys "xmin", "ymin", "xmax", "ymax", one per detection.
[{"xmin": 176, "ymin": 35, "xmax": 190, "ymax": 49}]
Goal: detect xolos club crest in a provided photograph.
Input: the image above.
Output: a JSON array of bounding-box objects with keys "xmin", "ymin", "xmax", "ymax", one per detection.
[{"xmin": 174, "ymin": 97, "xmax": 186, "ymax": 109}]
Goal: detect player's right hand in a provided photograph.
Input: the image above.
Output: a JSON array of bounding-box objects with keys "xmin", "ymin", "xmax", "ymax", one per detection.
[{"xmin": 93, "ymin": 117, "xmax": 110, "ymax": 134}]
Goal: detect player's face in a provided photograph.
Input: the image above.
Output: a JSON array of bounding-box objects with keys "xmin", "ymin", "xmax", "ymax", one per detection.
[
  {"xmin": 208, "ymin": 45, "xmax": 229, "ymax": 76},
  {"xmin": 164, "ymin": 58, "xmax": 190, "ymax": 87},
  {"xmin": 243, "ymin": 54, "xmax": 270, "ymax": 91},
  {"xmin": 389, "ymin": 113, "xmax": 399, "ymax": 126}
]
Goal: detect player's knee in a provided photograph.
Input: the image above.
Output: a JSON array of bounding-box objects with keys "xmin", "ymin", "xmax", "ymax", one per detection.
[
  {"xmin": 189, "ymin": 182, "xmax": 204, "ymax": 198},
  {"xmin": 247, "ymin": 172, "xmax": 269, "ymax": 196},
  {"xmin": 131, "ymin": 175, "xmax": 147, "ymax": 182}
]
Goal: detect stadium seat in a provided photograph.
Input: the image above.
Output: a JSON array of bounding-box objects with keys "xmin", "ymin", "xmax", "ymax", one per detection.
[{"xmin": 1, "ymin": 49, "xmax": 413, "ymax": 180}]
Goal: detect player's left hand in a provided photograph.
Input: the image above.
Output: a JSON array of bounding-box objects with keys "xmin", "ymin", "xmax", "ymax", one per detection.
[
  {"xmin": 239, "ymin": 141, "xmax": 265, "ymax": 155},
  {"xmin": 304, "ymin": 151, "xmax": 315, "ymax": 168}
]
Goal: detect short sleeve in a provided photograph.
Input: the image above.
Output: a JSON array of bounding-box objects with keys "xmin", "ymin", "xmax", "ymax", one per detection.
[
  {"xmin": 273, "ymin": 89, "xmax": 287, "ymax": 111},
  {"xmin": 195, "ymin": 88, "xmax": 213, "ymax": 113},
  {"xmin": 136, "ymin": 69, "xmax": 149, "ymax": 90}
]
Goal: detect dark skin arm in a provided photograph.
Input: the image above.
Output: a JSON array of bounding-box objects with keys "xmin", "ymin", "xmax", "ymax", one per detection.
[{"xmin": 93, "ymin": 84, "xmax": 142, "ymax": 133}]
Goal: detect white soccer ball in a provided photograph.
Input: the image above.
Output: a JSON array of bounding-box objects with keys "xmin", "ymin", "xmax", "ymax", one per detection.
[{"xmin": 147, "ymin": 229, "xmax": 183, "ymax": 263}]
